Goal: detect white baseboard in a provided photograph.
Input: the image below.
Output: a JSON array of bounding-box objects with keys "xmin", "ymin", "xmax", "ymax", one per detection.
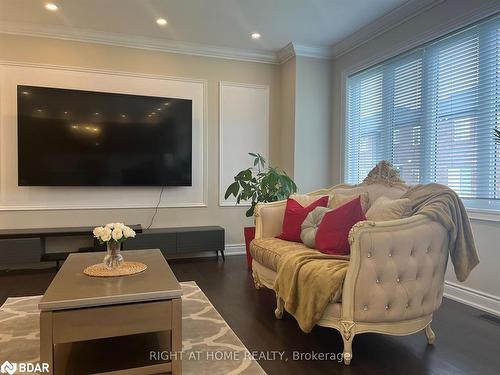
[
  {"xmin": 146, "ymin": 243, "xmax": 246, "ymax": 260},
  {"xmin": 224, "ymin": 244, "xmax": 246, "ymax": 256},
  {"xmin": 444, "ymin": 281, "xmax": 500, "ymax": 317}
]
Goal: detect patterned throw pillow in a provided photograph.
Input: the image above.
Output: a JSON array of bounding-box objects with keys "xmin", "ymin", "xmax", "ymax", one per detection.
[
  {"xmin": 300, "ymin": 206, "xmax": 332, "ymax": 248},
  {"xmin": 277, "ymin": 196, "xmax": 329, "ymax": 242}
]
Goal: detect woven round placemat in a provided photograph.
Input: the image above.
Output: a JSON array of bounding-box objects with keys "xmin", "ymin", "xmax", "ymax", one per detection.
[{"xmin": 83, "ymin": 261, "xmax": 147, "ymax": 277}]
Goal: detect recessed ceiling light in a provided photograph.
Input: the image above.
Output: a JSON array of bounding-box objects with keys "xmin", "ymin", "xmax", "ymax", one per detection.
[
  {"xmin": 45, "ymin": 3, "xmax": 58, "ymax": 11},
  {"xmin": 251, "ymin": 32, "xmax": 261, "ymax": 40},
  {"xmin": 156, "ymin": 18, "xmax": 167, "ymax": 26}
]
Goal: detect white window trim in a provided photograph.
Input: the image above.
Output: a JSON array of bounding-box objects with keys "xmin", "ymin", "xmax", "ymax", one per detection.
[{"xmin": 466, "ymin": 208, "xmax": 500, "ymax": 222}]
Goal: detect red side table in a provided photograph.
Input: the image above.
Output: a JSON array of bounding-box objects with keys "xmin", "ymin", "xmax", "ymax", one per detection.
[{"xmin": 244, "ymin": 226, "xmax": 256, "ymax": 270}]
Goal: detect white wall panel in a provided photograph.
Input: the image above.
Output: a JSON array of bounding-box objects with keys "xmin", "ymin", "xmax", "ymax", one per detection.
[
  {"xmin": 0, "ymin": 62, "xmax": 207, "ymax": 210},
  {"xmin": 219, "ymin": 82, "xmax": 269, "ymax": 206}
]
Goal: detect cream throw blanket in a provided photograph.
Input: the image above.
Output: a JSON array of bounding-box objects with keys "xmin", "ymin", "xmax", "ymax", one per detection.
[
  {"xmin": 274, "ymin": 183, "xmax": 478, "ymax": 333},
  {"xmin": 401, "ymin": 183, "xmax": 479, "ymax": 282},
  {"xmin": 273, "ymin": 250, "xmax": 349, "ymax": 333}
]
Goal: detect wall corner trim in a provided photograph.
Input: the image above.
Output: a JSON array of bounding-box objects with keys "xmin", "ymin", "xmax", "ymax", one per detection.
[{"xmin": 277, "ymin": 42, "xmax": 333, "ymax": 63}]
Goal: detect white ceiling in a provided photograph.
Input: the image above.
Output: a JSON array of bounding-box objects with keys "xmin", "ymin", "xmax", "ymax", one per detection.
[{"xmin": 0, "ymin": 0, "xmax": 410, "ymax": 53}]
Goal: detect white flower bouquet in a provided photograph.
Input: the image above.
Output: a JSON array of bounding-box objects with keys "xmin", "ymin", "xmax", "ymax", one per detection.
[
  {"xmin": 93, "ymin": 223, "xmax": 136, "ymax": 244},
  {"xmin": 93, "ymin": 223, "xmax": 136, "ymax": 269}
]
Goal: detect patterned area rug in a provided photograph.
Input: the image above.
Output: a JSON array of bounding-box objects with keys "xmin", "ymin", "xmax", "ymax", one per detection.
[{"xmin": 0, "ymin": 281, "xmax": 266, "ymax": 374}]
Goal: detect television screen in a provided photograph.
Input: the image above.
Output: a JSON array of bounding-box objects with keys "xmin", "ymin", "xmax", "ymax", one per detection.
[{"xmin": 17, "ymin": 85, "xmax": 192, "ymax": 186}]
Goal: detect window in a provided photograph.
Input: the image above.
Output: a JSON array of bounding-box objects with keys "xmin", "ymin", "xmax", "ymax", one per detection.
[{"xmin": 346, "ymin": 15, "xmax": 500, "ymax": 206}]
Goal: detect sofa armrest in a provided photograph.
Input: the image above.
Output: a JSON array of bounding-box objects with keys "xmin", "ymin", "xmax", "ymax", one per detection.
[
  {"xmin": 342, "ymin": 215, "xmax": 449, "ymax": 324},
  {"xmin": 254, "ymin": 200, "xmax": 287, "ymax": 239}
]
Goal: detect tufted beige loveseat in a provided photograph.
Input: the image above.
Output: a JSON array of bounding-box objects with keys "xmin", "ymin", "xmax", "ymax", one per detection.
[{"xmin": 250, "ymin": 171, "xmax": 449, "ymax": 365}]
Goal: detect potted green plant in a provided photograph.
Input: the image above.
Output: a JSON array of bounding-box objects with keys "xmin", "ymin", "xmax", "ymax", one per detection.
[{"xmin": 225, "ymin": 153, "xmax": 297, "ymax": 269}]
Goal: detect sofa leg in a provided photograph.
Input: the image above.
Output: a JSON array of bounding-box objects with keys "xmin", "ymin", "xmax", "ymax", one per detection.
[
  {"xmin": 275, "ymin": 293, "xmax": 284, "ymax": 319},
  {"xmin": 340, "ymin": 321, "xmax": 355, "ymax": 365},
  {"xmin": 425, "ymin": 323, "xmax": 436, "ymax": 345},
  {"xmin": 341, "ymin": 333, "xmax": 353, "ymax": 365},
  {"xmin": 252, "ymin": 271, "xmax": 263, "ymax": 290}
]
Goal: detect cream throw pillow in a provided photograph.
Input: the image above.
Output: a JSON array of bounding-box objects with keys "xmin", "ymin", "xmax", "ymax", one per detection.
[
  {"xmin": 290, "ymin": 194, "xmax": 333, "ymax": 207},
  {"xmin": 329, "ymin": 192, "xmax": 370, "ymax": 213},
  {"xmin": 366, "ymin": 196, "xmax": 412, "ymax": 221},
  {"xmin": 300, "ymin": 206, "xmax": 332, "ymax": 248}
]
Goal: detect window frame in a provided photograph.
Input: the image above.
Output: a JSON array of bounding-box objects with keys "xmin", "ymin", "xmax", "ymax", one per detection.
[{"xmin": 340, "ymin": 13, "xmax": 500, "ymax": 219}]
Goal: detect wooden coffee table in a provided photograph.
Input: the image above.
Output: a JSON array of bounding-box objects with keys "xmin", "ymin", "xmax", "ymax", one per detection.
[{"xmin": 39, "ymin": 249, "xmax": 182, "ymax": 375}]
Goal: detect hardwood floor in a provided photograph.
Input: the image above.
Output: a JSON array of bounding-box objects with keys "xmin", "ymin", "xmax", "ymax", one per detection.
[{"xmin": 1, "ymin": 255, "xmax": 499, "ymax": 374}]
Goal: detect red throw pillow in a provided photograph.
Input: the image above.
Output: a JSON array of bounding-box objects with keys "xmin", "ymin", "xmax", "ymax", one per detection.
[
  {"xmin": 315, "ymin": 196, "xmax": 366, "ymax": 255},
  {"xmin": 278, "ymin": 196, "xmax": 329, "ymax": 242}
]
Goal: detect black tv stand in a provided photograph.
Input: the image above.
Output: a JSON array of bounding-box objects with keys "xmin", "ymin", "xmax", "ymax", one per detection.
[
  {"xmin": 0, "ymin": 225, "xmax": 143, "ymax": 268},
  {"xmin": 97, "ymin": 226, "xmax": 226, "ymax": 260},
  {"xmin": 0, "ymin": 225, "xmax": 225, "ymax": 268}
]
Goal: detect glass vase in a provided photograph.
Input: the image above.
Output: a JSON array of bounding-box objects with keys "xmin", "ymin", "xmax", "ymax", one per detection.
[{"xmin": 104, "ymin": 241, "xmax": 124, "ymax": 270}]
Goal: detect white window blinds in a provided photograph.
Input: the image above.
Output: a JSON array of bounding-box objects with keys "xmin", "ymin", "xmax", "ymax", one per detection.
[{"xmin": 346, "ymin": 15, "xmax": 500, "ymax": 203}]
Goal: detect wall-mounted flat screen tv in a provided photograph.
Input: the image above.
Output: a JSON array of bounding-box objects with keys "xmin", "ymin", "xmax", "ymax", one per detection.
[{"xmin": 17, "ymin": 85, "xmax": 192, "ymax": 186}]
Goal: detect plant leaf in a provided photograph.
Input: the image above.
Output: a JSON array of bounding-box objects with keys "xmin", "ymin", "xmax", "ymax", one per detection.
[
  {"xmin": 224, "ymin": 181, "xmax": 239, "ymax": 199},
  {"xmin": 246, "ymin": 202, "xmax": 257, "ymax": 217}
]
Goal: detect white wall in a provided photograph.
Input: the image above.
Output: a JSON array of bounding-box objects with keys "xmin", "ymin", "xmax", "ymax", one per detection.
[
  {"xmin": 331, "ymin": 0, "xmax": 500, "ymax": 315},
  {"xmin": 0, "ymin": 33, "xmax": 282, "ymax": 250},
  {"xmin": 280, "ymin": 57, "xmax": 296, "ymax": 178},
  {"xmin": 279, "ymin": 55, "xmax": 333, "ymax": 192},
  {"xmin": 294, "ymin": 56, "xmax": 332, "ymax": 192},
  {"xmin": 444, "ymin": 219, "xmax": 500, "ymax": 316}
]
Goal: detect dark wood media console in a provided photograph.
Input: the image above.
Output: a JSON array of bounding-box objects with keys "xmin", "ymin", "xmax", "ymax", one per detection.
[
  {"xmin": 95, "ymin": 226, "xmax": 226, "ymax": 260},
  {"xmin": 0, "ymin": 225, "xmax": 225, "ymax": 268}
]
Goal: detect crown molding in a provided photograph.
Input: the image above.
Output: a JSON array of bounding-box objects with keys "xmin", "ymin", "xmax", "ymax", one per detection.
[
  {"xmin": 340, "ymin": 0, "xmax": 500, "ymax": 76},
  {"xmin": 277, "ymin": 42, "xmax": 333, "ymax": 64},
  {"xmin": 0, "ymin": 21, "xmax": 334, "ymax": 65},
  {"xmin": 330, "ymin": 0, "xmax": 445, "ymax": 59},
  {"xmin": 3, "ymin": 0, "xmax": 485, "ymax": 65},
  {"xmin": 0, "ymin": 21, "xmax": 279, "ymax": 64},
  {"xmin": 293, "ymin": 42, "xmax": 333, "ymax": 59},
  {"xmin": 277, "ymin": 43, "xmax": 295, "ymax": 64}
]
